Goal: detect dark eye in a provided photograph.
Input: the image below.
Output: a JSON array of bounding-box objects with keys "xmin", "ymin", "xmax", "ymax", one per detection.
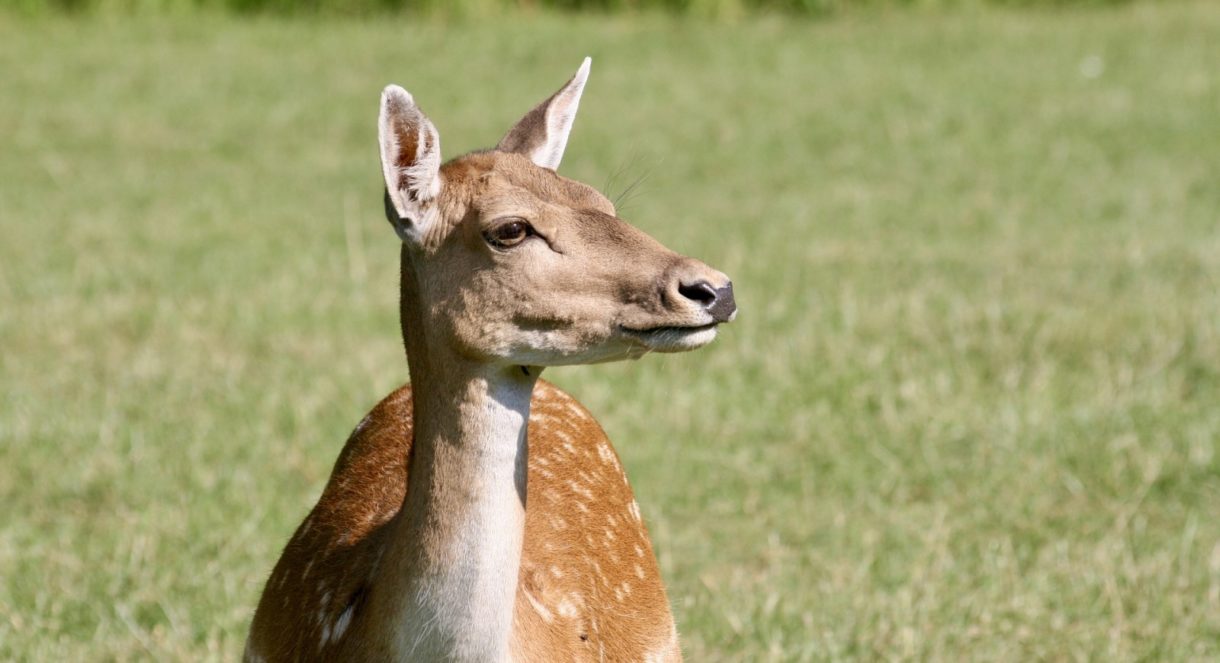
[{"xmin": 483, "ymin": 219, "xmax": 533, "ymax": 249}]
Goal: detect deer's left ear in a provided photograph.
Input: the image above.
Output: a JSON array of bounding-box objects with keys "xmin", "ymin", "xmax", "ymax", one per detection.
[{"xmin": 497, "ymin": 57, "xmax": 591, "ymax": 171}]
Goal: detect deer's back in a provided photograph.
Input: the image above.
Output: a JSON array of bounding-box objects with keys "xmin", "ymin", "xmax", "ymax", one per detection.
[{"xmin": 246, "ymin": 380, "xmax": 680, "ymax": 662}]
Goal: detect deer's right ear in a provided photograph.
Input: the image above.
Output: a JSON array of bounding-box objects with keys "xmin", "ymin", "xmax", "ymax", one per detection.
[{"xmin": 379, "ymin": 85, "xmax": 443, "ymax": 242}]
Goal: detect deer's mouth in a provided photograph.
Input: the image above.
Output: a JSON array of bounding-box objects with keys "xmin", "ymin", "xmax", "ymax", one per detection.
[{"xmin": 618, "ymin": 322, "xmax": 720, "ymax": 352}]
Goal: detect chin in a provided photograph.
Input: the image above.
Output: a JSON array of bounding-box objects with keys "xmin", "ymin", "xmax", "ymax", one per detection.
[
  {"xmin": 623, "ymin": 324, "xmax": 719, "ymax": 353},
  {"xmin": 509, "ymin": 338, "xmax": 648, "ymax": 367},
  {"xmin": 510, "ymin": 323, "xmax": 721, "ymax": 366}
]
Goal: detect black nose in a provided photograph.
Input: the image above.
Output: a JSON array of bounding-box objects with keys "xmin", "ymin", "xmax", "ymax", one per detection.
[{"xmin": 678, "ymin": 280, "xmax": 737, "ymax": 323}]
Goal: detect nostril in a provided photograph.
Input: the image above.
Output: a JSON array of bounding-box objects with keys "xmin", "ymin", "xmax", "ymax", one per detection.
[{"xmin": 678, "ymin": 281, "xmax": 718, "ymax": 307}]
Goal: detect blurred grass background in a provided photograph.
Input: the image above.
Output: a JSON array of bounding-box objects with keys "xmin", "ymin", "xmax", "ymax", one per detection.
[
  {"xmin": 2, "ymin": 0, "xmax": 1219, "ymax": 660},
  {"xmin": 0, "ymin": 0, "xmax": 1148, "ymax": 18}
]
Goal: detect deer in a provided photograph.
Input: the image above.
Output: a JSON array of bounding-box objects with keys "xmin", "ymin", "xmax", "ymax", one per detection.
[{"xmin": 244, "ymin": 58, "xmax": 736, "ymax": 662}]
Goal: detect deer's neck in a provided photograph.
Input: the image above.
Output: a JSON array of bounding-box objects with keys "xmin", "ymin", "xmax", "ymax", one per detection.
[{"xmin": 378, "ymin": 247, "xmax": 535, "ymax": 662}]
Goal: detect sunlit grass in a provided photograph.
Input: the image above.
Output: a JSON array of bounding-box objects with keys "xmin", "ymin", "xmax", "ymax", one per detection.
[{"xmin": 1, "ymin": 3, "xmax": 1218, "ymax": 660}]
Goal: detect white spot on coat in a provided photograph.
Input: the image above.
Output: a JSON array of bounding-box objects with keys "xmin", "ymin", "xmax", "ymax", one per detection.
[
  {"xmin": 524, "ymin": 590, "xmax": 554, "ymax": 623},
  {"xmin": 556, "ymin": 597, "xmax": 579, "ymax": 618}
]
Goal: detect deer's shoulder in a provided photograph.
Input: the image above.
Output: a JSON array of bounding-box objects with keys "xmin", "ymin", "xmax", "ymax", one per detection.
[{"xmin": 515, "ymin": 381, "xmax": 680, "ymax": 662}]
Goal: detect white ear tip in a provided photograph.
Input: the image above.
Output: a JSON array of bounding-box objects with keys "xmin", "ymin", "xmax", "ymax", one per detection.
[
  {"xmin": 381, "ymin": 84, "xmax": 414, "ymax": 109},
  {"xmin": 576, "ymin": 57, "xmax": 592, "ymax": 82}
]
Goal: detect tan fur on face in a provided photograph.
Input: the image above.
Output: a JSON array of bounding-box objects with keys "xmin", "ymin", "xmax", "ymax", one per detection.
[{"xmin": 404, "ymin": 150, "xmax": 724, "ymax": 366}]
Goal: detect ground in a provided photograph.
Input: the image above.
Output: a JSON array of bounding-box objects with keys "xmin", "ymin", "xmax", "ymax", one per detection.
[{"xmin": 1, "ymin": 3, "xmax": 1218, "ymax": 660}]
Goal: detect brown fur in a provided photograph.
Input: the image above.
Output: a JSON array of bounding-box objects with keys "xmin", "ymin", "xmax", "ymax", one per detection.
[{"xmin": 246, "ymin": 381, "xmax": 677, "ymax": 661}]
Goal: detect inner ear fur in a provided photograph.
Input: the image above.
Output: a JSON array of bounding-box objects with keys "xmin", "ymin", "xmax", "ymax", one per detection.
[{"xmin": 378, "ymin": 84, "xmax": 443, "ymax": 240}]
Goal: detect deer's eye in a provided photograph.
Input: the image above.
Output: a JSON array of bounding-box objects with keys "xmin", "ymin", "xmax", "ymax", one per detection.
[{"xmin": 483, "ymin": 219, "xmax": 533, "ymax": 249}]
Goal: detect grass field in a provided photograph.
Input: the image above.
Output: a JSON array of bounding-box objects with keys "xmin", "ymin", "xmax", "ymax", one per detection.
[{"xmin": 2, "ymin": 3, "xmax": 1219, "ymax": 660}]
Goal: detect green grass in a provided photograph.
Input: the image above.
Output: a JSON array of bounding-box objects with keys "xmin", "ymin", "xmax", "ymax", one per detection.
[
  {"xmin": 0, "ymin": 0, "xmax": 1151, "ymax": 20},
  {"xmin": 2, "ymin": 3, "xmax": 1219, "ymax": 660}
]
